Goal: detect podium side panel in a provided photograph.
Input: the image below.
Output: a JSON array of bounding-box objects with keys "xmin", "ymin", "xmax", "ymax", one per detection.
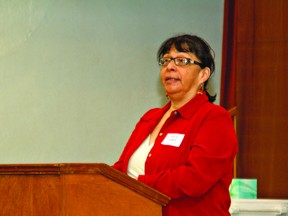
[{"xmin": 63, "ymin": 174, "xmax": 162, "ymax": 216}]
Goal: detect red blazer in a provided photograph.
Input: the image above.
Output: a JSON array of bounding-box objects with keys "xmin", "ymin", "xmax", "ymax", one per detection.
[{"xmin": 113, "ymin": 93, "xmax": 238, "ymax": 216}]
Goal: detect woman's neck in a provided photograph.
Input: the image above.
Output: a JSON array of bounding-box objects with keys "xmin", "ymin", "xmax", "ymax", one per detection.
[{"xmin": 169, "ymin": 92, "xmax": 197, "ymax": 110}]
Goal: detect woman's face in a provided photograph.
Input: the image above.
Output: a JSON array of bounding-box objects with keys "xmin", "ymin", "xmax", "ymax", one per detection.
[{"xmin": 160, "ymin": 46, "xmax": 209, "ymax": 101}]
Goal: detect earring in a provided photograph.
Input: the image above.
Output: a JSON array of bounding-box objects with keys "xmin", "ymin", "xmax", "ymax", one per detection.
[
  {"xmin": 197, "ymin": 85, "xmax": 204, "ymax": 95},
  {"xmin": 165, "ymin": 92, "xmax": 170, "ymax": 99}
]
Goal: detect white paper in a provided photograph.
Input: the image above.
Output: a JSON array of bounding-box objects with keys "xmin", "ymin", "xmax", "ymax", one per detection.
[{"xmin": 161, "ymin": 133, "xmax": 185, "ymax": 147}]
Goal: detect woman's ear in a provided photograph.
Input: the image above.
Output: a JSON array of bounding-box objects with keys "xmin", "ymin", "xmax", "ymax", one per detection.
[{"xmin": 200, "ymin": 67, "xmax": 211, "ymax": 83}]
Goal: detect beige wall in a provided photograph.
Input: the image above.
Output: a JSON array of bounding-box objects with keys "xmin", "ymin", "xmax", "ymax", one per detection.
[{"xmin": 0, "ymin": 0, "xmax": 224, "ymax": 164}]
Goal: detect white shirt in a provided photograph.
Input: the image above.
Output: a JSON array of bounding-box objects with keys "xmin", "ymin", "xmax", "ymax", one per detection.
[{"xmin": 127, "ymin": 135, "xmax": 154, "ymax": 179}]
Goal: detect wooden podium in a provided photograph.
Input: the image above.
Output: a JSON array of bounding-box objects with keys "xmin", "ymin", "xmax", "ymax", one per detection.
[{"xmin": 0, "ymin": 163, "xmax": 170, "ymax": 216}]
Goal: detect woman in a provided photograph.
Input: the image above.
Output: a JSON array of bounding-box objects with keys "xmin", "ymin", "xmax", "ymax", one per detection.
[{"xmin": 113, "ymin": 34, "xmax": 238, "ymax": 215}]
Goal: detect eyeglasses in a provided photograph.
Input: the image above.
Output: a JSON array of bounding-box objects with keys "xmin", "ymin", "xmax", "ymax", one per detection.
[{"xmin": 159, "ymin": 57, "xmax": 203, "ymax": 67}]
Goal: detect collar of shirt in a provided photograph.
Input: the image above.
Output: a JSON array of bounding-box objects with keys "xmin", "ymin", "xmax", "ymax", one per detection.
[{"xmin": 177, "ymin": 93, "xmax": 208, "ymax": 120}]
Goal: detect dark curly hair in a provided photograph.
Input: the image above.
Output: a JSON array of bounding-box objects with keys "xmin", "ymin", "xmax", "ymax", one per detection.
[{"xmin": 157, "ymin": 34, "xmax": 216, "ymax": 103}]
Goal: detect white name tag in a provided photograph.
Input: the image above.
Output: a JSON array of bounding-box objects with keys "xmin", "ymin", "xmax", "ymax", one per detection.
[{"xmin": 161, "ymin": 133, "xmax": 185, "ymax": 147}]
